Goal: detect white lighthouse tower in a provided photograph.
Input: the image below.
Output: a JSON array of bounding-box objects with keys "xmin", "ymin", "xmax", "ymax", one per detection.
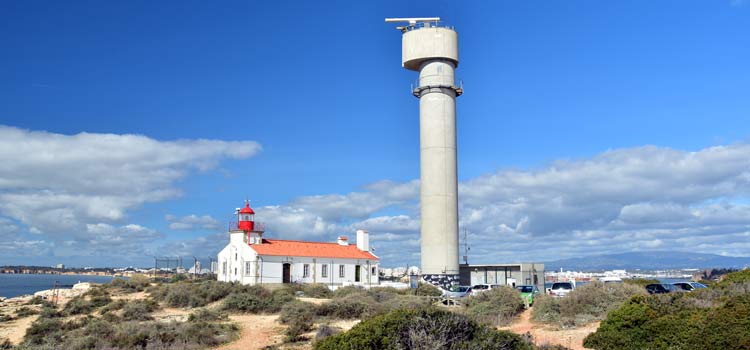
[{"xmin": 385, "ymin": 17, "xmax": 462, "ymax": 289}]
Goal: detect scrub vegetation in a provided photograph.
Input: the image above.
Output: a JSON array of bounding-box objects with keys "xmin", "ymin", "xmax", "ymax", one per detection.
[
  {"xmin": 531, "ymin": 282, "xmax": 647, "ymax": 328},
  {"xmin": 584, "ymin": 270, "xmax": 750, "ymax": 350}
]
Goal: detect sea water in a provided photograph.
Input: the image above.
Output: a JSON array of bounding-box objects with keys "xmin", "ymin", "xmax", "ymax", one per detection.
[{"xmin": 0, "ymin": 274, "xmax": 115, "ymax": 298}]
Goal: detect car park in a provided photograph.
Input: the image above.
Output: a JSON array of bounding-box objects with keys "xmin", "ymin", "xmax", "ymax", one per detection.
[
  {"xmin": 645, "ymin": 283, "xmax": 681, "ymax": 294},
  {"xmin": 672, "ymin": 282, "xmax": 707, "ymax": 292},
  {"xmin": 547, "ymin": 282, "xmax": 575, "ymax": 297},
  {"xmin": 515, "ymin": 285, "xmax": 541, "ymax": 305}
]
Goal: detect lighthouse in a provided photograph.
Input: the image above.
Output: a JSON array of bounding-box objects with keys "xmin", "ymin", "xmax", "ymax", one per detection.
[{"xmin": 236, "ymin": 200, "xmax": 264, "ymax": 245}]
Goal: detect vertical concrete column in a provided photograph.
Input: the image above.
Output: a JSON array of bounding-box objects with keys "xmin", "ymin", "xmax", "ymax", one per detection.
[{"xmin": 395, "ymin": 25, "xmax": 462, "ymax": 290}]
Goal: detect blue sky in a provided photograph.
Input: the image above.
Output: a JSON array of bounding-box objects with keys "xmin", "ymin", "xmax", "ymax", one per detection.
[{"xmin": 1, "ymin": 0, "xmax": 749, "ymax": 268}]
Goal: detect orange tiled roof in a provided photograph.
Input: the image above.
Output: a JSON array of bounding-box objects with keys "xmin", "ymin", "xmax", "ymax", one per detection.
[{"xmin": 250, "ymin": 239, "xmax": 378, "ymax": 260}]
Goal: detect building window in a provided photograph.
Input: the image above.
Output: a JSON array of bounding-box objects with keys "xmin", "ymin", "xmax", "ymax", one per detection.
[
  {"xmin": 235, "ymin": 253, "xmax": 237, "ymax": 261},
  {"xmin": 222, "ymin": 262, "xmax": 227, "ymax": 275},
  {"xmin": 245, "ymin": 262, "xmax": 252, "ymax": 276},
  {"xmin": 234, "ymin": 267, "xmax": 237, "ymax": 276},
  {"xmin": 322, "ymin": 264, "xmax": 328, "ymax": 278},
  {"xmin": 303, "ymin": 264, "xmax": 310, "ymax": 278},
  {"xmin": 339, "ymin": 265, "xmax": 345, "ymax": 278},
  {"xmin": 372, "ymin": 267, "xmax": 376, "ymax": 275}
]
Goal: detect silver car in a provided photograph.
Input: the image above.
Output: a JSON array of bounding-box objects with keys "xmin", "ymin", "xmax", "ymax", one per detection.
[
  {"xmin": 672, "ymin": 281, "xmax": 707, "ymax": 292},
  {"xmin": 547, "ymin": 282, "xmax": 575, "ymax": 297}
]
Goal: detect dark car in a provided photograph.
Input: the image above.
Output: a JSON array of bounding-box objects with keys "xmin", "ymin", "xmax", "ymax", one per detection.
[
  {"xmin": 672, "ymin": 282, "xmax": 708, "ymax": 292},
  {"xmin": 645, "ymin": 283, "xmax": 680, "ymax": 294}
]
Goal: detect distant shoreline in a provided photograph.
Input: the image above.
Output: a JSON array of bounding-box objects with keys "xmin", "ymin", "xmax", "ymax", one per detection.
[{"xmin": 0, "ymin": 274, "xmax": 117, "ymax": 299}]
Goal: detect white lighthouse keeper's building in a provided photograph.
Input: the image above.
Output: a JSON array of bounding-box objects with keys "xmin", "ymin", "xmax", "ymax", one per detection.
[{"xmin": 217, "ymin": 201, "xmax": 379, "ymax": 287}]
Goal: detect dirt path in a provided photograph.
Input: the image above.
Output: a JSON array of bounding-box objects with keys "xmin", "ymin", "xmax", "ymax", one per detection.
[
  {"xmin": 216, "ymin": 314, "xmax": 283, "ymax": 350},
  {"xmin": 501, "ymin": 309, "xmax": 598, "ymax": 350},
  {"xmin": 0, "ymin": 315, "xmax": 38, "ymax": 345}
]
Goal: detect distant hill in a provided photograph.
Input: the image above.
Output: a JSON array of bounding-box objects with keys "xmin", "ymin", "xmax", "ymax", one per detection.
[{"xmin": 545, "ymin": 251, "xmax": 750, "ymax": 271}]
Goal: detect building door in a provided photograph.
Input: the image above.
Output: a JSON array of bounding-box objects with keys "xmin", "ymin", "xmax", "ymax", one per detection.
[
  {"xmin": 355, "ymin": 265, "xmax": 361, "ymax": 282},
  {"xmin": 282, "ymin": 263, "xmax": 291, "ymax": 283}
]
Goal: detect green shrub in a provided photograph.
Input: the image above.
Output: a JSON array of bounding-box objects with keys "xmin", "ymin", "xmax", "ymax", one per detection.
[
  {"xmin": 302, "ymin": 283, "xmax": 333, "ymax": 298},
  {"xmin": 15, "ymin": 306, "xmax": 38, "ymax": 318},
  {"xmin": 26, "ymin": 296, "xmax": 54, "ymax": 308},
  {"xmin": 283, "ymin": 303, "xmax": 315, "ymax": 343},
  {"xmin": 315, "ymin": 324, "xmax": 340, "ymax": 342},
  {"xmin": 315, "ymin": 308, "xmax": 533, "ymax": 350},
  {"xmin": 63, "ymin": 296, "xmax": 95, "ymax": 315},
  {"xmin": 532, "ymin": 282, "xmax": 646, "ymax": 328},
  {"xmin": 222, "ymin": 286, "xmax": 294, "ymax": 313},
  {"xmin": 463, "ymin": 286, "xmax": 525, "ymax": 326},
  {"xmin": 150, "ymin": 279, "xmax": 242, "ymax": 308},
  {"xmin": 121, "ymin": 299, "xmax": 159, "ymax": 321},
  {"xmin": 280, "ymin": 301, "xmax": 318, "ymax": 325},
  {"xmin": 332, "ymin": 285, "xmax": 366, "ymax": 298},
  {"xmin": 188, "ymin": 308, "xmax": 228, "ymax": 322},
  {"xmin": 715, "ymin": 269, "xmax": 750, "ymax": 288},
  {"xmin": 0, "ymin": 338, "xmax": 12, "ymax": 349},
  {"xmin": 0, "ymin": 313, "xmax": 14, "ymax": 322},
  {"xmin": 623, "ymin": 278, "xmax": 660, "ymax": 287},
  {"xmin": 530, "ymin": 294, "xmax": 561, "ymax": 324},
  {"xmin": 23, "ymin": 317, "xmax": 65, "ymax": 345},
  {"xmin": 109, "ymin": 275, "xmax": 152, "ymax": 292},
  {"xmin": 170, "ymin": 273, "xmax": 188, "ymax": 283},
  {"xmin": 317, "ymin": 294, "xmax": 378, "ymax": 319},
  {"xmin": 100, "ymin": 299, "xmax": 127, "ymax": 314},
  {"xmin": 584, "ymin": 291, "xmax": 750, "ymax": 349},
  {"xmin": 415, "ymin": 283, "xmax": 443, "ymax": 297}
]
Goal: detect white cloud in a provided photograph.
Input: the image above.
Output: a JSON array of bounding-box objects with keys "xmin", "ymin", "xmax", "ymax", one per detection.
[
  {"xmin": 252, "ymin": 143, "xmax": 750, "ymax": 266},
  {"xmin": 166, "ymin": 214, "xmax": 221, "ymax": 231},
  {"xmin": 0, "ymin": 125, "xmax": 261, "ymax": 259}
]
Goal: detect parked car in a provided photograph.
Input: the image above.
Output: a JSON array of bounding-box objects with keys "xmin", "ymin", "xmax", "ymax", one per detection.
[
  {"xmin": 672, "ymin": 282, "xmax": 707, "ymax": 291},
  {"xmin": 600, "ymin": 276, "xmax": 623, "ymax": 284},
  {"xmin": 547, "ymin": 282, "xmax": 575, "ymax": 297},
  {"xmin": 645, "ymin": 283, "xmax": 681, "ymax": 294},
  {"xmin": 443, "ymin": 285, "xmax": 472, "ymax": 298},
  {"xmin": 515, "ymin": 285, "xmax": 541, "ymax": 305},
  {"xmin": 468, "ymin": 284, "xmax": 503, "ymax": 295}
]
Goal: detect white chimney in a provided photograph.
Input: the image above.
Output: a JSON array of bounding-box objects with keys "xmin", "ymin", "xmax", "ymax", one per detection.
[
  {"xmin": 356, "ymin": 229, "xmax": 369, "ymax": 251},
  {"xmin": 337, "ymin": 236, "xmax": 349, "ymax": 246}
]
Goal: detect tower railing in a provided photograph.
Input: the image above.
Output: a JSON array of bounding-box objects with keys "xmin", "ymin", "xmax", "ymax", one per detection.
[{"xmin": 227, "ymin": 221, "xmax": 266, "ymax": 232}]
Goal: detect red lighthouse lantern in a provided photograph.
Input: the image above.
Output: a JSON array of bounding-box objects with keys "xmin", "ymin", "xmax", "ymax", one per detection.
[{"xmin": 238, "ymin": 200, "xmax": 255, "ymax": 232}]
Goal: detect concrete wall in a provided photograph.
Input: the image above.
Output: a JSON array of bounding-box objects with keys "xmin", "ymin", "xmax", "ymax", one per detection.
[{"xmin": 459, "ymin": 263, "xmax": 545, "ymax": 291}]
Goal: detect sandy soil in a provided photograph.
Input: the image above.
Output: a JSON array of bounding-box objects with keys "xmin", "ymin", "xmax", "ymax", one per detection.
[
  {"xmin": 216, "ymin": 314, "xmax": 284, "ymax": 350},
  {"xmin": 501, "ymin": 309, "xmax": 598, "ymax": 350},
  {"xmin": 152, "ymin": 307, "xmax": 191, "ymax": 323},
  {"xmin": 0, "ymin": 315, "xmax": 38, "ymax": 345}
]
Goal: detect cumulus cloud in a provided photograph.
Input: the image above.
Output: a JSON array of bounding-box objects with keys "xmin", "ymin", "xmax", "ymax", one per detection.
[
  {"xmin": 253, "ymin": 144, "xmax": 750, "ymax": 266},
  {"xmin": 166, "ymin": 214, "xmax": 221, "ymax": 231},
  {"xmin": 0, "ymin": 125, "xmax": 261, "ymax": 260}
]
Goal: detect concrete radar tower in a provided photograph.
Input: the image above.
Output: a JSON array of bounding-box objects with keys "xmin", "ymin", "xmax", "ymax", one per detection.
[{"xmin": 385, "ymin": 17, "xmax": 462, "ymax": 289}]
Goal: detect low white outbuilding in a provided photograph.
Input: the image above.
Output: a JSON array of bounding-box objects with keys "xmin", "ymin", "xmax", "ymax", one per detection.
[{"xmin": 217, "ymin": 201, "xmax": 379, "ymax": 287}]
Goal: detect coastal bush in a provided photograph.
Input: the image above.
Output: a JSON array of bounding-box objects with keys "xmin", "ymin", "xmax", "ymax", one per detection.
[
  {"xmin": 280, "ymin": 301, "xmax": 318, "ymax": 325},
  {"xmin": 282, "ymin": 302, "xmax": 316, "ymax": 342},
  {"xmin": 150, "ymin": 279, "xmax": 242, "ymax": 308},
  {"xmin": 302, "ymin": 283, "xmax": 333, "ymax": 298},
  {"xmin": 583, "ymin": 289, "xmax": 750, "ymax": 349},
  {"xmin": 121, "ymin": 299, "xmax": 159, "ymax": 321},
  {"xmin": 26, "ymin": 296, "xmax": 54, "ymax": 308},
  {"xmin": 316, "ymin": 293, "xmax": 378, "ymax": 319},
  {"xmin": 222, "ymin": 285, "xmax": 294, "ymax": 313},
  {"xmin": 100, "ymin": 299, "xmax": 127, "ymax": 314},
  {"xmin": 19, "ymin": 316, "xmax": 238, "ymax": 350},
  {"xmin": 332, "ymin": 285, "xmax": 366, "ymax": 298},
  {"xmin": 15, "ymin": 306, "xmax": 38, "ymax": 317},
  {"xmin": 62, "ymin": 292, "xmax": 113, "ymax": 316},
  {"xmin": 109, "ymin": 274, "xmax": 151, "ymax": 292},
  {"xmin": 0, "ymin": 313, "xmax": 13, "ymax": 322},
  {"xmin": 623, "ymin": 278, "xmax": 660, "ymax": 287},
  {"xmin": 188, "ymin": 308, "xmax": 228, "ymax": 322},
  {"xmin": 715, "ymin": 269, "xmax": 750, "ymax": 287},
  {"xmin": 532, "ymin": 282, "xmax": 646, "ymax": 327},
  {"xmin": 315, "ymin": 308, "xmax": 533, "ymax": 350},
  {"xmin": 463, "ymin": 286, "xmax": 525, "ymax": 326},
  {"xmin": 415, "ymin": 283, "xmax": 443, "ymax": 297},
  {"xmin": 0, "ymin": 338, "xmax": 11, "ymax": 349}
]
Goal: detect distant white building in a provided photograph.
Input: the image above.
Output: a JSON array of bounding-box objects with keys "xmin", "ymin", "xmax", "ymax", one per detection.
[{"xmin": 218, "ymin": 201, "xmax": 379, "ymax": 287}]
